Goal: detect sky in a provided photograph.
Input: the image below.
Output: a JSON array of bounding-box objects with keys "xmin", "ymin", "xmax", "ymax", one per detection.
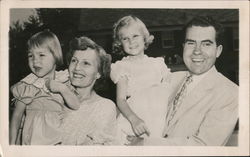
[{"xmin": 10, "ymin": 9, "xmax": 37, "ymax": 26}]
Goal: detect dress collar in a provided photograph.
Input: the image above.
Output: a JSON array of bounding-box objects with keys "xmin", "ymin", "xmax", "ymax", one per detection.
[
  {"xmin": 122, "ymin": 54, "xmax": 148, "ymax": 62},
  {"xmin": 21, "ymin": 70, "xmax": 69, "ymax": 92}
]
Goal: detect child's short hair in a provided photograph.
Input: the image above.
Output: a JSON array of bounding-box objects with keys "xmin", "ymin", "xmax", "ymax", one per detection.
[
  {"xmin": 112, "ymin": 15, "xmax": 154, "ymax": 55},
  {"xmin": 27, "ymin": 30, "xmax": 63, "ymax": 66}
]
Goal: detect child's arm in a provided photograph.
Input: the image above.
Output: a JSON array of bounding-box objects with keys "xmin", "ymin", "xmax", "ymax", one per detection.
[
  {"xmin": 116, "ymin": 77, "xmax": 150, "ymax": 137},
  {"xmin": 10, "ymin": 101, "xmax": 26, "ymax": 145},
  {"xmin": 46, "ymin": 80, "xmax": 80, "ymax": 110}
]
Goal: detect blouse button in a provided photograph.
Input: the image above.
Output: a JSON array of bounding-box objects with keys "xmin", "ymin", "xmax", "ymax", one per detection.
[{"xmin": 164, "ymin": 134, "xmax": 168, "ymax": 138}]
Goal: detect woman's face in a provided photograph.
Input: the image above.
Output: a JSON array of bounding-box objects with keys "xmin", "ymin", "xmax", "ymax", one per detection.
[{"xmin": 68, "ymin": 48, "xmax": 100, "ymax": 89}]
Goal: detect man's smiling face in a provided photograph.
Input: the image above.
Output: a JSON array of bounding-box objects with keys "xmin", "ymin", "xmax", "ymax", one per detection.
[{"xmin": 183, "ymin": 26, "xmax": 223, "ymax": 75}]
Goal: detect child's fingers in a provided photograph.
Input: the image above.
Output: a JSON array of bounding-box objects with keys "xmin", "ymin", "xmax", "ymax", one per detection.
[
  {"xmin": 135, "ymin": 125, "xmax": 146, "ymax": 136},
  {"xmin": 134, "ymin": 128, "xmax": 140, "ymax": 136},
  {"xmin": 45, "ymin": 79, "xmax": 51, "ymax": 89},
  {"xmin": 58, "ymin": 112, "xmax": 66, "ymax": 120},
  {"xmin": 58, "ymin": 113, "xmax": 63, "ymax": 120},
  {"xmin": 134, "ymin": 126, "xmax": 143, "ymax": 136},
  {"xmin": 135, "ymin": 123, "xmax": 150, "ymax": 137},
  {"xmin": 126, "ymin": 135, "xmax": 136, "ymax": 142},
  {"xmin": 143, "ymin": 125, "xmax": 150, "ymax": 136}
]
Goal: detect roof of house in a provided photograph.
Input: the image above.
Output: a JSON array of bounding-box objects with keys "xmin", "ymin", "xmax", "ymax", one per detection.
[{"xmin": 78, "ymin": 9, "xmax": 238, "ymax": 32}]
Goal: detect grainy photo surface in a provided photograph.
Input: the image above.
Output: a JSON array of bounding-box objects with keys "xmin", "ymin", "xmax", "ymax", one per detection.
[{"xmin": 0, "ymin": 0, "xmax": 249, "ymax": 156}]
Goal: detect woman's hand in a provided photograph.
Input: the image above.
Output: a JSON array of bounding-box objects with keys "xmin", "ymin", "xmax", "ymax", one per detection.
[
  {"xmin": 58, "ymin": 110, "xmax": 68, "ymax": 120},
  {"xmin": 126, "ymin": 135, "xmax": 144, "ymax": 146},
  {"xmin": 45, "ymin": 79, "xmax": 66, "ymax": 93},
  {"xmin": 129, "ymin": 115, "xmax": 150, "ymax": 137},
  {"xmin": 82, "ymin": 131, "xmax": 115, "ymax": 145}
]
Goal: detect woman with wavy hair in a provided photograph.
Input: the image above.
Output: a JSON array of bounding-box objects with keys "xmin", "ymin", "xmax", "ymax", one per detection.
[{"xmin": 47, "ymin": 36, "xmax": 117, "ymax": 145}]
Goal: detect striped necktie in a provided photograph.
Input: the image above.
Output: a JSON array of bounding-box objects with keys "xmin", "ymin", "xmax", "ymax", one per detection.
[{"xmin": 167, "ymin": 74, "xmax": 193, "ymax": 126}]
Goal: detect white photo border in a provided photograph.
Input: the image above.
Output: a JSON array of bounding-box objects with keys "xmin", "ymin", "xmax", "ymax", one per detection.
[{"xmin": 1, "ymin": 0, "xmax": 249, "ymax": 156}]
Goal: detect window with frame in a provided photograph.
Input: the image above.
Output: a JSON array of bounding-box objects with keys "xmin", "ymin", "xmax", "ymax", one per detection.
[{"xmin": 161, "ymin": 31, "xmax": 175, "ymax": 48}]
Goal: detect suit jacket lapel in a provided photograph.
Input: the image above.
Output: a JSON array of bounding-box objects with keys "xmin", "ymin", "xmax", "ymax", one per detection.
[{"xmin": 167, "ymin": 68, "xmax": 218, "ymax": 128}]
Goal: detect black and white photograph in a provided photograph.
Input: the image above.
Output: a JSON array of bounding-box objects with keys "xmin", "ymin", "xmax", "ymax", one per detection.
[{"xmin": 0, "ymin": 0, "xmax": 249, "ymax": 156}]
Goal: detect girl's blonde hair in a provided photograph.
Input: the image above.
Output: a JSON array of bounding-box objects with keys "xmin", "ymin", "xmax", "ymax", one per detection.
[
  {"xmin": 112, "ymin": 15, "xmax": 154, "ymax": 55},
  {"xmin": 27, "ymin": 30, "xmax": 63, "ymax": 66}
]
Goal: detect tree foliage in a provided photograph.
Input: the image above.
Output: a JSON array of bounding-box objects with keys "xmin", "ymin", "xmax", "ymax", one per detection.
[{"xmin": 9, "ymin": 9, "xmax": 82, "ymax": 85}]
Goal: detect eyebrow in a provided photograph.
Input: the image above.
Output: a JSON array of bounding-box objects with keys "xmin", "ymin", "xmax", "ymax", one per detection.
[
  {"xmin": 72, "ymin": 57, "xmax": 91, "ymax": 62},
  {"xmin": 185, "ymin": 39, "xmax": 195, "ymax": 43},
  {"xmin": 201, "ymin": 40, "xmax": 214, "ymax": 44},
  {"xmin": 185, "ymin": 39, "xmax": 214, "ymax": 44}
]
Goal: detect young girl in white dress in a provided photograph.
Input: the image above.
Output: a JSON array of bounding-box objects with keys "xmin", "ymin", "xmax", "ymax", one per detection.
[
  {"xmin": 10, "ymin": 30, "xmax": 79, "ymax": 145},
  {"xmin": 111, "ymin": 15, "xmax": 171, "ymax": 144}
]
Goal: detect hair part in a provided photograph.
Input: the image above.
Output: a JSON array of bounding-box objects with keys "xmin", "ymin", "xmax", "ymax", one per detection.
[
  {"xmin": 68, "ymin": 36, "xmax": 112, "ymax": 91},
  {"xmin": 27, "ymin": 30, "xmax": 63, "ymax": 66},
  {"xmin": 112, "ymin": 15, "xmax": 154, "ymax": 55},
  {"xmin": 183, "ymin": 15, "xmax": 224, "ymax": 46}
]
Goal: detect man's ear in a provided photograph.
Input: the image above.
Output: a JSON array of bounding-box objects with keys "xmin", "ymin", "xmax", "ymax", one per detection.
[{"xmin": 216, "ymin": 45, "xmax": 223, "ymax": 58}]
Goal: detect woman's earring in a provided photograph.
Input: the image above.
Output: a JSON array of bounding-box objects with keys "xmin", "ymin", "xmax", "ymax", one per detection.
[{"xmin": 96, "ymin": 73, "xmax": 101, "ymax": 79}]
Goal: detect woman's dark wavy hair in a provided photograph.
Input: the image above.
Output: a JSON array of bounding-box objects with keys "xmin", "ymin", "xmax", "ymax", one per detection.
[
  {"xmin": 183, "ymin": 15, "xmax": 224, "ymax": 46},
  {"xmin": 67, "ymin": 36, "xmax": 112, "ymax": 92}
]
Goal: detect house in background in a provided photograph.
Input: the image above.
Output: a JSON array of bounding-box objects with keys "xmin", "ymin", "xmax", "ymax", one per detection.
[{"xmin": 77, "ymin": 9, "xmax": 239, "ymax": 84}]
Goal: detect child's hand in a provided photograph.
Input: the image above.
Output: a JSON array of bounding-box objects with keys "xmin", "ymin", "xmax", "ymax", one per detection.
[
  {"xmin": 130, "ymin": 115, "xmax": 150, "ymax": 137},
  {"xmin": 58, "ymin": 111, "xmax": 67, "ymax": 120},
  {"xmin": 45, "ymin": 79, "xmax": 66, "ymax": 93},
  {"xmin": 126, "ymin": 135, "xmax": 144, "ymax": 146}
]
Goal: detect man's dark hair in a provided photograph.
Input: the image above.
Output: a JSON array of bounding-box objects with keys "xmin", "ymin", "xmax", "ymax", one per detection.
[{"xmin": 183, "ymin": 16, "xmax": 224, "ymax": 46}]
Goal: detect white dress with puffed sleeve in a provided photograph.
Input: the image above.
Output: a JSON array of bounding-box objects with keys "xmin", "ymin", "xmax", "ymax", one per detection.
[{"xmin": 110, "ymin": 55, "xmax": 170, "ymax": 144}]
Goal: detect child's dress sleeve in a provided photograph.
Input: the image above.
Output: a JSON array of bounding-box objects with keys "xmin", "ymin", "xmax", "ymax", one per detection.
[
  {"xmin": 156, "ymin": 57, "xmax": 171, "ymax": 83},
  {"xmin": 11, "ymin": 70, "xmax": 69, "ymax": 105},
  {"xmin": 11, "ymin": 82, "xmax": 40, "ymax": 106},
  {"xmin": 110, "ymin": 61, "xmax": 129, "ymax": 84}
]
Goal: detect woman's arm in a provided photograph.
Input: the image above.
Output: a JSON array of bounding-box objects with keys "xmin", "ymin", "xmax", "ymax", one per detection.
[
  {"xmin": 9, "ymin": 101, "xmax": 26, "ymax": 145},
  {"xmin": 85, "ymin": 100, "xmax": 117, "ymax": 145},
  {"xmin": 46, "ymin": 80, "xmax": 80, "ymax": 110},
  {"xmin": 116, "ymin": 77, "xmax": 150, "ymax": 136}
]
